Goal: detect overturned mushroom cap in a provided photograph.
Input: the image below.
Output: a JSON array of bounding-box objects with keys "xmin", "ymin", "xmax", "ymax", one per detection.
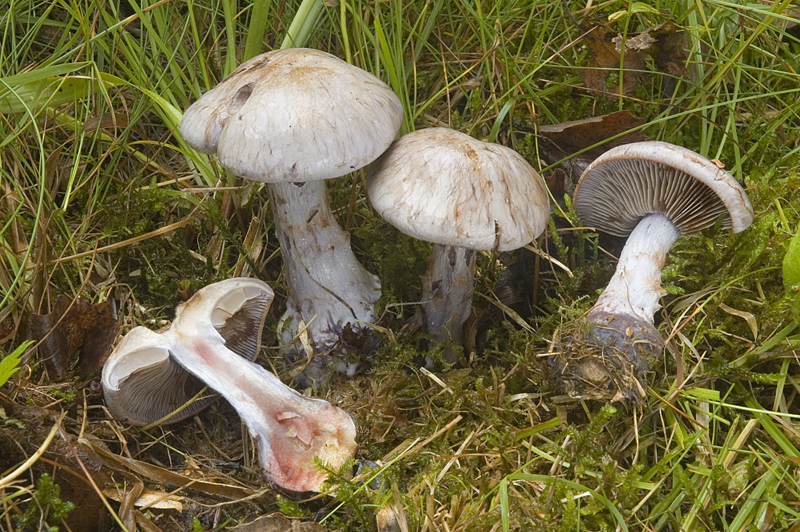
[
  {"xmin": 102, "ymin": 278, "xmax": 273, "ymax": 425},
  {"xmin": 573, "ymin": 141, "xmax": 754, "ymax": 237},
  {"xmin": 367, "ymin": 128, "xmax": 550, "ymax": 251},
  {"xmin": 180, "ymin": 48, "xmax": 404, "ymax": 182},
  {"xmin": 102, "ymin": 278, "xmax": 357, "ymax": 492}
]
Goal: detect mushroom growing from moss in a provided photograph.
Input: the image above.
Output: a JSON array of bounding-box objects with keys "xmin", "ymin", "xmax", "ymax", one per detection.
[
  {"xmin": 550, "ymin": 141, "xmax": 754, "ymax": 401},
  {"xmin": 366, "ymin": 128, "xmax": 550, "ymax": 352},
  {"xmin": 102, "ymin": 278, "xmax": 357, "ymax": 493},
  {"xmin": 180, "ymin": 48, "xmax": 403, "ymax": 382}
]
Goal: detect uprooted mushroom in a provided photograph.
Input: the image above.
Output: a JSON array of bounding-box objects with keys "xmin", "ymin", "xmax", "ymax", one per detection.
[
  {"xmin": 549, "ymin": 141, "xmax": 754, "ymax": 401},
  {"xmin": 102, "ymin": 278, "xmax": 357, "ymax": 493}
]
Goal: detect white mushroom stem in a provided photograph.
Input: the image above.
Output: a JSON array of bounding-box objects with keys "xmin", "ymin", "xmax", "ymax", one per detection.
[
  {"xmin": 422, "ymin": 244, "xmax": 477, "ymax": 347},
  {"xmin": 268, "ymin": 181, "xmax": 381, "ymax": 356},
  {"xmin": 587, "ymin": 213, "xmax": 681, "ymax": 324},
  {"xmin": 170, "ymin": 334, "xmax": 356, "ymax": 493}
]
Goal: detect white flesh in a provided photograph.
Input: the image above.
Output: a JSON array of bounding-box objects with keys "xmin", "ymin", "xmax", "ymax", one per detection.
[
  {"xmin": 169, "ymin": 336, "xmax": 356, "ymax": 493},
  {"xmin": 103, "ymin": 278, "xmax": 357, "ymax": 493}
]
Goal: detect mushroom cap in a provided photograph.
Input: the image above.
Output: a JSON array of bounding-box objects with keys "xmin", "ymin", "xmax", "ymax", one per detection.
[
  {"xmin": 102, "ymin": 278, "xmax": 273, "ymax": 425},
  {"xmin": 180, "ymin": 48, "xmax": 404, "ymax": 182},
  {"xmin": 573, "ymin": 141, "xmax": 754, "ymax": 237},
  {"xmin": 366, "ymin": 128, "xmax": 550, "ymax": 252}
]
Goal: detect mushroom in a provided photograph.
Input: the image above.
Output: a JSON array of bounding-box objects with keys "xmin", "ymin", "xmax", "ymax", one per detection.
[
  {"xmin": 102, "ymin": 278, "xmax": 357, "ymax": 493},
  {"xmin": 180, "ymin": 48, "xmax": 404, "ymax": 381},
  {"xmin": 366, "ymin": 128, "xmax": 550, "ymax": 352},
  {"xmin": 550, "ymin": 141, "xmax": 754, "ymax": 401}
]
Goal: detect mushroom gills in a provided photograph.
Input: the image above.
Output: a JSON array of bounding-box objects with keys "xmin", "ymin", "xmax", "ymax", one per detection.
[
  {"xmin": 104, "ymin": 278, "xmax": 357, "ymax": 493},
  {"xmin": 552, "ymin": 141, "xmax": 754, "ymax": 401}
]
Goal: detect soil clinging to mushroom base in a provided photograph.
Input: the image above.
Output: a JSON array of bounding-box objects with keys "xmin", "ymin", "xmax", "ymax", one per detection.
[{"xmin": 549, "ymin": 310, "xmax": 663, "ymax": 401}]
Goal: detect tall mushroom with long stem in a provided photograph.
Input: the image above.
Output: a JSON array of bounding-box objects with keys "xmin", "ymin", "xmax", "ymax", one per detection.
[
  {"xmin": 102, "ymin": 278, "xmax": 357, "ymax": 493},
  {"xmin": 366, "ymin": 128, "xmax": 550, "ymax": 353},
  {"xmin": 180, "ymin": 49, "xmax": 403, "ymax": 381},
  {"xmin": 550, "ymin": 141, "xmax": 754, "ymax": 401}
]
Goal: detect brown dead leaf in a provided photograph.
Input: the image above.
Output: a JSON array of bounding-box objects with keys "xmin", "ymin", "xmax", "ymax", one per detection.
[
  {"xmin": 28, "ymin": 294, "xmax": 119, "ymax": 381},
  {"xmin": 85, "ymin": 434, "xmax": 259, "ymax": 501},
  {"xmin": 544, "ymin": 168, "xmax": 574, "ymax": 199},
  {"xmin": 645, "ymin": 22, "xmax": 691, "ymax": 80},
  {"xmin": 81, "ymin": 110, "xmax": 130, "ymax": 135},
  {"xmin": 615, "ymin": 31, "xmax": 656, "ymax": 52},
  {"xmin": 44, "ymin": 146, "xmax": 65, "ymax": 198},
  {"xmin": 582, "ymin": 25, "xmax": 646, "ymax": 97},
  {"xmin": 582, "ymin": 21, "xmax": 689, "ymax": 98},
  {"xmin": 519, "ymin": 110, "xmax": 648, "ymax": 181}
]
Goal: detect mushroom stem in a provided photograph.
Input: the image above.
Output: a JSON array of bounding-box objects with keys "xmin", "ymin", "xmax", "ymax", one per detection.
[
  {"xmin": 422, "ymin": 244, "xmax": 476, "ymax": 349},
  {"xmin": 103, "ymin": 278, "xmax": 357, "ymax": 493},
  {"xmin": 554, "ymin": 213, "xmax": 680, "ymax": 401},
  {"xmin": 267, "ymin": 181, "xmax": 381, "ymax": 372},
  {"xmin": 171, "ymin": 335, "xmax": 357, "ymax": 493},
  {"xmin": 588, "ymin": 213, "xmax": 681, "ymax": 324}
]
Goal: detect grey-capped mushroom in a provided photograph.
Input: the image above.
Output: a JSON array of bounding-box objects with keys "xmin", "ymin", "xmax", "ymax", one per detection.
[
  {"xmin": 102, "ymin": 278, "xmax": 357, "ymax": 493},
  {"xmin": 181, "ymin": 48, "xmax": 404, "ymax": 382},
  {"xmin": 550, "ymin": 141, "xmax": 754, "ymax": 401},
  {"xmin": 366, "ymin": 128, "xmax": 550, "ymax": 352}
]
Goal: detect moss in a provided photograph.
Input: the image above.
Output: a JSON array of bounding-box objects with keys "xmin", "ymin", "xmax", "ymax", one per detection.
[{"xmin": 11, "ymin": 473, "xmax": 75, "ymax": 532}]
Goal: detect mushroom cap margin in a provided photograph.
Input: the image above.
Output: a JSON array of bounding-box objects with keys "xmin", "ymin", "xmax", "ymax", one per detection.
[{"xmin": 101, "ymin": 278, "xmax": 274, "ymax": 426}]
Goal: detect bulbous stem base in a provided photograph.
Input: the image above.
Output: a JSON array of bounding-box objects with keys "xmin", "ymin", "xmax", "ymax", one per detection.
[{"xmin": 551, "ymin": 213, "xmax": 681, "ymax": 401}]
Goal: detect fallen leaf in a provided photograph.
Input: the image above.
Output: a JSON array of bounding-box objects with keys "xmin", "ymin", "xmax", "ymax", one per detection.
[
  {"xmin": 28, "ymin": 294, "xmax": 119, "ymax": 381},
  {"xmin": 102, "ymin": 487, "xmax": 185, "ymax": 512},
  {"xmin": 518, "ymin": 110, "xmax": 648, "ymax": 181},
  {"xmin": 81, "ymin": 110, "xmax": 130, "ymax": 135},
  {"xmin": 85, "ymin": 434, "xmax": 258, "ymax": 501},
  {"xmin": 614, "ymin": 31, "xmax": 655, "ymax": 52},
  {"xmin": 581, "ymin": 25, "xmax": 646, "ymax": 97},
  {"xmin": 544, "ymin": 167, "xmax": 574, "ymax": 199},
  {"xmin": 581, "ymin": 21, "xmax": 690, "ymax": 98}
]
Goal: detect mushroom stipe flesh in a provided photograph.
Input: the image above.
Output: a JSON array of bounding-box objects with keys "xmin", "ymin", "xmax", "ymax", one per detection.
[{"xmin": 102, "ymin": 278, "xmax": 357, "ymax": 493}]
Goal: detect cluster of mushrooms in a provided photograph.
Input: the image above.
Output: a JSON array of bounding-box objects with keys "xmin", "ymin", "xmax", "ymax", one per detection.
[{"xmin": 101, "ymin": 49, "xmax": 754, "ymax": 493}]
